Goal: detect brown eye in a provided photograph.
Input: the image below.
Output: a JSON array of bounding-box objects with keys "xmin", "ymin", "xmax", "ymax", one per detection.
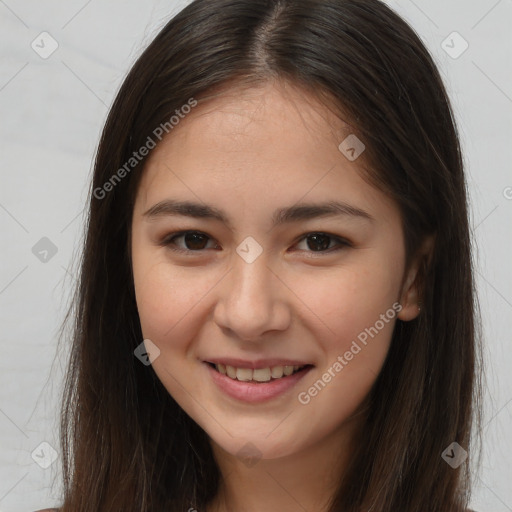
[
  {"xmin": 181, "ymin": 232, "xmax": 209, "ymax": 250},
  {"xmin": 305, "ymin": 233, "xmax": 331, "ymax": 251},
  {"xmin": 294, "ymin": 232, "xmax": 351, "ymax": 253},
  {"xmin": 162, "ymin": 231, "xmax": 217, "ymax": 253}
]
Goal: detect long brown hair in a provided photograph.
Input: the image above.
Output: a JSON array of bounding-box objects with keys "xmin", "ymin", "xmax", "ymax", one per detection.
[{"xmin": 55, "ymin": 0, "xmax": 483, "ymax": 510}]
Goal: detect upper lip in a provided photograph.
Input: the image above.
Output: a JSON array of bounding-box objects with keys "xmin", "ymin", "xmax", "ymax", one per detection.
[{"xmin": 204, "ymin": 357, "xmax": 313, "ymax": 369}]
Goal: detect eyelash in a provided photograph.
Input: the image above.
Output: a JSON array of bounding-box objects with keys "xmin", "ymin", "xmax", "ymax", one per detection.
[{"xmin": 160, "ymin": 230, "xmax": 352, "ymax": 257}]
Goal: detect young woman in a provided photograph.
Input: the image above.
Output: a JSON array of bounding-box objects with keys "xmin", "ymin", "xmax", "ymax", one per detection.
[{"xmin": 37, "ymin": 0, "xmax": 483, "ymax": 510}]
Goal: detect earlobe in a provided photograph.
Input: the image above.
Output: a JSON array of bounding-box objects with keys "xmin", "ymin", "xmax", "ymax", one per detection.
[
  {"xmin": 397, "ymin": 284, "xmax": 422, "ymax": 321},
  {"xmin": 397, "ymin": 234, "xmax": 435, "ymax": 322}
]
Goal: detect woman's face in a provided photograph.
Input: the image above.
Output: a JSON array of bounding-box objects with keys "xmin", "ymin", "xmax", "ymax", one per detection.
[{"xmin": 131, "ymin": 81, "xmax": 421, "ymax": 461}]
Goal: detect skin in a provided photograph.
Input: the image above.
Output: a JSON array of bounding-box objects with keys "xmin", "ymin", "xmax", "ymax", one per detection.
[{"xmin": 131, "ymin": 79, "xmax": 429, "ymax": 512}]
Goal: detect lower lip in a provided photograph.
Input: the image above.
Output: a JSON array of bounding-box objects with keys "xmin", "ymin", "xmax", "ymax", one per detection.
[{"xmin": 205, "ymin": 363, "xmax": 313, "ymax": 403}]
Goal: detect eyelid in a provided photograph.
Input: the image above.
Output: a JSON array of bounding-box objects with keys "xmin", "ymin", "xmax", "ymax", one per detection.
[{"xmin": 160, "ymin": 230, "xmax": 352, "ymax": 255}]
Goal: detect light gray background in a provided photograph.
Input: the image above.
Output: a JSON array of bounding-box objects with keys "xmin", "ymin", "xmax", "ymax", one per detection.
[{"xmin": 0, "ymin": 1, "xmax": 510, "ymax": 511}]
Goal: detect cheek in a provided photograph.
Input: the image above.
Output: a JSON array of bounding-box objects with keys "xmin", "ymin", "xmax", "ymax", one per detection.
[
  {"xmin": 132, "ymin": 249, "xmax": 212, "ymax": 343},
  {"xmin": 132, "ymin": 260, "xmax": 215, "ymax": 404},
  {"xmin": 298, "ymin": 259, "xmax": 401, "ymax": 348},
  {"xmin": 293, "ymin": 268, "xmax": 399, "ymax": 435}
]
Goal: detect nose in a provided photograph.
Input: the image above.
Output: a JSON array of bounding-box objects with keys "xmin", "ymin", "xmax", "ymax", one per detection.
[{"xmin": 213, "ymin": 252, "xmax": 291, "ymax": 342}]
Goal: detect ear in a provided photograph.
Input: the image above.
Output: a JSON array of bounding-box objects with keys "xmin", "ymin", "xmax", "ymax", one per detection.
[{"xmin": 397, "ymin": 234, "xmax": 435, "ymax": 321}]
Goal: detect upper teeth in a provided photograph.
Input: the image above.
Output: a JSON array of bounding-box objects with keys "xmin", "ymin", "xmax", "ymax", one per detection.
[{"xmin": 215, "ymin": 364, "xmax": 304, "ymax": 382}]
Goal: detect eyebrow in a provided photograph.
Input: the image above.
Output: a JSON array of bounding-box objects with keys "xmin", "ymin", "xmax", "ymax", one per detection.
[{"xmin": 142, "ymin": 199, "xmax": 375, "ymax": 228}]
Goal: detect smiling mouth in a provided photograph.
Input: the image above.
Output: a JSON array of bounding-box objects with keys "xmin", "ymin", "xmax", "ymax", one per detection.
[{"xmin": 207, "ymin": 362, "xmax": 313, "ymax": 383}]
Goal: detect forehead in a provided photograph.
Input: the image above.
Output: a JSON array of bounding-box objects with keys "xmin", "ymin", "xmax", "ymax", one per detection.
[
  {"xmin": 134, "ymin": 80, "xmax": 399, "ymax": 228},
  {"xmin": 144, "ymin": 79, "xmax": 353, "ymax": 173},
  {"xmin": 188, "ymin": 81, "xmax": 345, "ymax": 145}
]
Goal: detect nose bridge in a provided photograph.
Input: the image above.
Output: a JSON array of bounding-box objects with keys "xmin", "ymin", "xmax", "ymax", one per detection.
[
  {"xmin": 232, "ymin": 253, "xmax": 272, "ymax": 305},
  {"xmin": 214, "ymin": 250, "xmax": 288, "ymax": 339}
]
